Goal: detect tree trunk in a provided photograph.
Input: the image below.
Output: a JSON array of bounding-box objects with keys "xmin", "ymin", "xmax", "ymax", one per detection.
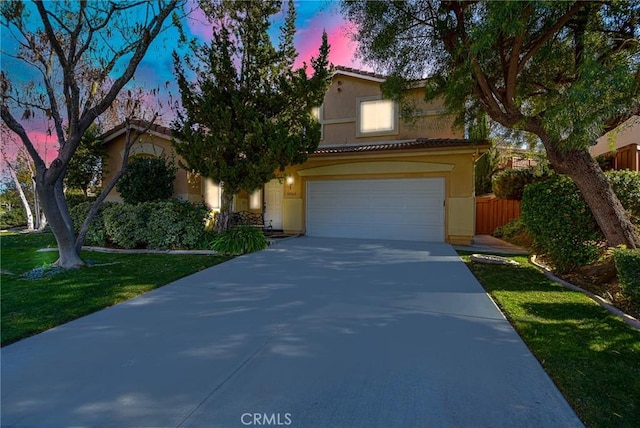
[
  {"xmin": 545, "ymin": 144, "xmax": 640, "ymax": 249},
  {"xmin": 7, "ymin": 162, "xmax": 34, "ymax": 230},
  {"xmin": 37, "ymin": 175, "xmax": 85, "ymax": 268},
  {"xmin": 218, "ymin": 189, "xmax": 234, "ymax": 233}
]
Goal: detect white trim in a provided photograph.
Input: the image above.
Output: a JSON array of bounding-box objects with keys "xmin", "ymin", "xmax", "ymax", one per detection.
[
  {"xmin": 103, "ymin": 127, "xmax": 175, "ymax": 144},
  {"xmin": 332, "ymin": 69, "xmax": 385, "ymax": 83}
]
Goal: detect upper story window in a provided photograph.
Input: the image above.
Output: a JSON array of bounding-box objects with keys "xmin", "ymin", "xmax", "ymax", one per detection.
[{"xmin": 357, "ymin": 96, "xmax": 398, "ymax": 137}]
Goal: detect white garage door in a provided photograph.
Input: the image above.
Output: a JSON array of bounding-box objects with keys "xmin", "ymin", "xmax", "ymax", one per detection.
[{"xmin": 306, "ymin": 178, "xmax": 445, "ymax": 241}]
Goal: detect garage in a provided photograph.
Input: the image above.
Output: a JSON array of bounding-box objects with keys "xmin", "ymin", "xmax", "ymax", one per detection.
[{"xmin": 306, "ymin": 178, "xmax": 445, "ymax": 241}]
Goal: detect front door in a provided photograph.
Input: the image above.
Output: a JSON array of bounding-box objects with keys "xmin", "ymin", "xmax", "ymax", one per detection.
[{"xmin": 264, "ymin": 179, "xmax": 283, "ymax": 230}]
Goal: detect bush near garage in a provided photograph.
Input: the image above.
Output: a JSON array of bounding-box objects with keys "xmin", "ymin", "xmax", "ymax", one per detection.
[
  {"xmin": 492, "ymin": 167, "xmax": 551, "ymax": 200},
  {"xmin": 613, "ymin": 248, "xmax": 640, "ymax": 307},
  {"xmin": 521, "ymin": 175, "xmax": 603, "ymax": 272}
]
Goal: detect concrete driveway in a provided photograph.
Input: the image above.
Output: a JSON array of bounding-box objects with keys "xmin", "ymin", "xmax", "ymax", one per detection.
[{"xmin": 1, "ymin": 237, "xmax": 582, "ymax": 427}]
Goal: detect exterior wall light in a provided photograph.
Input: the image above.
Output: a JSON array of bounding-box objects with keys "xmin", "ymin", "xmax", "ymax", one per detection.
[{"xmin": 286, "ymin": 175, "xmax": 295, "ymax": 189}]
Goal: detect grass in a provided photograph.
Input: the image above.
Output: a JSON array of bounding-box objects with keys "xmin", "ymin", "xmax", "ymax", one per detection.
[
  {"xmin": 1, "ymin": 232, "xmax": 229, "ymax": 346},
  {"xmin": 460, "ymin": 252, "xmax": 640, "ymax": 428}
]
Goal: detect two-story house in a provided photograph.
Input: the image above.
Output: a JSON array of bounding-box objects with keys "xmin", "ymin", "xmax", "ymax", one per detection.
[{"xmin": 101, "ymin": 66, "xmax": 488, "ymax": 245}]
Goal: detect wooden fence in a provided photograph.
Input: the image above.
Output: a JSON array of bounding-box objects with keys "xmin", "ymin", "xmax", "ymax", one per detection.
[
  {"xmin": 613, "ymin": 144, "xmax": 639, "ymax": 171},
  {"xmin": 476, "ymin": 195, "xmax": 521, "ymax": 235}
]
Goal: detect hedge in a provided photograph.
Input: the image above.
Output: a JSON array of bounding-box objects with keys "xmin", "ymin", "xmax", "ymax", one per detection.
[
  {"xmin": 521, "ymin": 170, "xmax": 640, "ymax": 272},
  {"xmin": 102, "ymin": 200, "xmax": 209, "ymax": 250},
  {"xmin": 521, "ymin": 175, "xmax": 602, "ymax": 271},
  {"xmin": 613, "ymin": 248, "xmax": 640, "ymax": 307},
  {"xmin": 69, "ymin": 201, "xmax": 116, "ymax": 247}
]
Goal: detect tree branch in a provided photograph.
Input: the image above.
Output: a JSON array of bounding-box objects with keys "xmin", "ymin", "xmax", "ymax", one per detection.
[
  {"xmin": 0, "ymin": 105, "xmax": 46, "ymax": 171},
  {"xmin": 519, "ymin": 2, "xmax": 584, "ymax": 72},
  {"xmin": 75, "ymin": 114, "xmax": 158, "ymax": 251}
]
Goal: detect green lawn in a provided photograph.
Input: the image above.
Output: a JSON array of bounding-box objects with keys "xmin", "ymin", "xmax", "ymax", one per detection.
[
  {"xmin": 1, "ymin": 232, "xmax": 229, "ymax": 346},
  {"xmin": 461, "ymin": 253, "xmax": 640, "ymax": 428}
]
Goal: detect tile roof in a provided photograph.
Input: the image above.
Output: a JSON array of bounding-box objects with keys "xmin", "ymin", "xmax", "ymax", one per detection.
[
  {"xmin": 100, "ymin": 119, "xmax": 172, "ymax": 142},
  {"xmin": 312, "ymin": 139, "xmax": 488, "ymax": 155}
]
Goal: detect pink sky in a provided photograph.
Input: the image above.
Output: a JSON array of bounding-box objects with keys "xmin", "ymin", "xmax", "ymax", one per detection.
[{"xmin": 1, "ymin": 1, "xmax": 365, "ymax": 166}]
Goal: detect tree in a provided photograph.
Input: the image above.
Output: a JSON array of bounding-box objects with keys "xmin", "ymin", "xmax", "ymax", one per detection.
[
  {"xmin": 172, "ymin": 0, "xmax": 331, "ymax": 231},
  {"xmin": 65, "ymin": 123, "xmax": 104, "ymax": 197},
  {"xmin": 116, "ymin": 155, "xmax": 177, "ymax": 204},
  {"xmin": 1, "ymin": 0, "xmax": 183, "ymax": 268},
  {"xmin": 343, "ymin": 0, "xmax": 640, "ymax": 248},
  {"xmin": 0, "ymin": 124, "xmax": 43, "ymax": 229}
]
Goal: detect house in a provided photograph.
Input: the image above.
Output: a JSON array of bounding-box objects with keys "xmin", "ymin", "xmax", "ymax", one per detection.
[
  {"xmin": 102, "ymin": 66, "xmax": 488, "ymax": 245},
  {"xmin": 590, "ymin": 115, "xmax": 639, "ymax": 171}
]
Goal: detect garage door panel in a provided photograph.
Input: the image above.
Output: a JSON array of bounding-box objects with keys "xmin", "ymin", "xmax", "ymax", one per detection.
[{"xmin": 306, "ymin": 178, "xmax": 445, "ymax": 242}]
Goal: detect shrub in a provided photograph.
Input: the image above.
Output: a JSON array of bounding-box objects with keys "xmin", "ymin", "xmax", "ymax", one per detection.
[
  {"xmin": 492, "ymin": 167, "xmax": 550, "ymax": 200},
  {"xmin": 65, "ymin": 191, "xmax": 96, "ymax": 209},
  {"xmin": 521, "ymin": 175, "xmax": 603, "ymax": 271},
  {"xmin": 212, "ymin": 225, "xmax": 267, "ymax": 256},
  {"xmin": 0, "ymin": 208, "xmax": 27, "ymax": 229},
  {"xmin": 103, "ymin": 203, "xmax": 149, "ymax": 249},
  {"xmin": 605, "ymin": 169, "xmax": 640, "ymax": 225},
  {"xmin": 116, "ymin": 156, "xmax": 177, "ymax": 204},
  {"xmin": 613, "ymin": 248, "xmax": 640, "ymax": 307},
  {"xmin": 493, "ymin": 217, "xmax": 525, "ymax": 239},
  {"xmin": 69, "ymin": 201, "xmax": 115, "ymax": 247},
  {"xmin": 145, "ymin": 200, "xmax": 209, "ymax": 250}
]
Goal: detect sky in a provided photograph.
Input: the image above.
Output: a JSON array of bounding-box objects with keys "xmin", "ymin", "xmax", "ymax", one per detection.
[{"xmin": 0, "ymin": 0, "xmax": 365, "ymax": 166}]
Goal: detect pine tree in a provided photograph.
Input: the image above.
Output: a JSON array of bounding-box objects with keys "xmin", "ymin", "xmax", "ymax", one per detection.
[{"xmin": 172, "ymin": 0, "xmax": 331, "ymax": 231}]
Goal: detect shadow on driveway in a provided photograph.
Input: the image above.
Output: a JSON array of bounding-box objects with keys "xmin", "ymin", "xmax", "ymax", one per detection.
[{"xmin": 1, "ymin": 237, "xmax": 582, "ymax": 427}]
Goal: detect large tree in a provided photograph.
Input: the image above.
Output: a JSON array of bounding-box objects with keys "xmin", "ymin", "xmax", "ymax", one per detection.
[
  {"xmin": 1, "ymin": 0, "xmax": 183, "ymax": 268},
  {"xmin": 343, "ymin": 0, "xmax": 640, "ymax": 248},
  {"xmin": 172, "ymin": 0, "xmax": 331, "ymax": 231}
]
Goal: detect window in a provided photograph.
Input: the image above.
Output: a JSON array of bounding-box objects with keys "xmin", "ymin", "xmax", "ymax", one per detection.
[
  {"xmin": 249, "ymin": 189, "xmax": 262, "ymax": 210},
  {"xmin": 358, "ymin": 97, "xmax": 397, "ymax": 136}
]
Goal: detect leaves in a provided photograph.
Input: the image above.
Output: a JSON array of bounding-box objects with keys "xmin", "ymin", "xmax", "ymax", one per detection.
[{"xmin": 172, "ymin": 0, "xmax": 331, "ymax": 230}]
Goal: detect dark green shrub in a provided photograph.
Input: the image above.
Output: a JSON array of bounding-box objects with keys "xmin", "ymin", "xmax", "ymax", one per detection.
[
  {"xmin": 197, "ymin": 229, "xmax": 219, "ymax": 250},
  {"xmin": 69, "ymin": 201, "xmax": 115, "ymax": 246},
  {"xmin": 605, "ymin": 170, "xmax": 640, "ymax": 225},
  {"xmin": 492, "ymin": 168, "xmax": 549, "ymax": 200},
  {"xmin": 65, "ymin": 191, "xmax": 96, "ymax": 209},
  {"xmin": 0, "ymin": 208, "xmax": 27, "ymax": 229},
  {"xmin": 116, "ymin": 156, "xmax": 177, "ymax": 204},
  {"xmin": 212, "ymin": 225, "xmax": 267, "ymax": 256},
  {"xmin": 145, "ymin": 200, "xmax": 209, "ymax": 250},
  {"xmin": 493, "ymin": 217, "xmax": 526, "ymax": 240},
  {"xmin": 103, "ymin": 203, "xmax": 149, "ymax": 249},
  {"xmin": 521, "ymin": 175, "xmax": 603, "ymax": 271},
  {"xmin": 613, "ymin": 248, "xmax": 640, "ymax": 307}
]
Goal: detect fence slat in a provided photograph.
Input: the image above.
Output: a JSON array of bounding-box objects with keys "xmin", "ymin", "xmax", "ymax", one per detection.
[{"xmin": 475, "ymin": 195, "xmax": 521, "ymax": 234}]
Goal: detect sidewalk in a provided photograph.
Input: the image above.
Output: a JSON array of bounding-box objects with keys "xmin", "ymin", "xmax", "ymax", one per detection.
[{"xmin": 453, "ymin": 234, "xmax": 529, "ymax": 255}]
